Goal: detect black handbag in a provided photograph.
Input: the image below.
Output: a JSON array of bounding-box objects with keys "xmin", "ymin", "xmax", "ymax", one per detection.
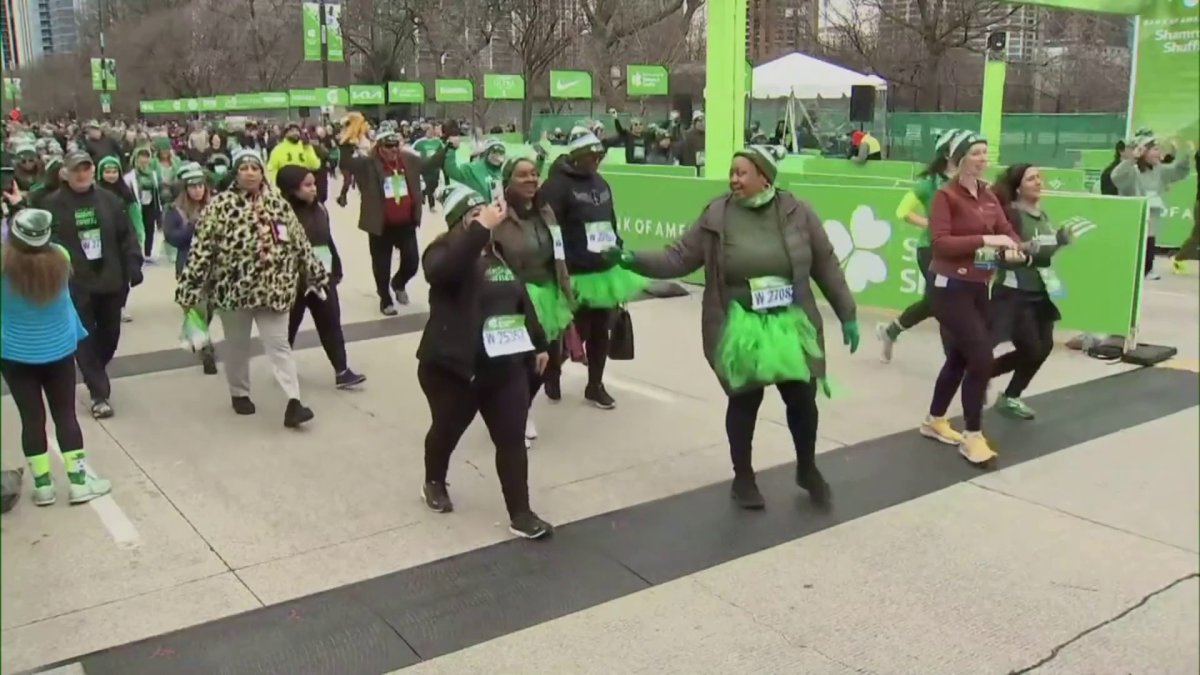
[{"xmin": 609, "ymin": 307, "xmax": 635, "ymax": 360}]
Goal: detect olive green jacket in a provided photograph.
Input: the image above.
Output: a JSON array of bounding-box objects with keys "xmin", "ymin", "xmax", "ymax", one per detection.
[{"xmin": 628, "ymin": 190, "xmax": 856, "ymax": 393}]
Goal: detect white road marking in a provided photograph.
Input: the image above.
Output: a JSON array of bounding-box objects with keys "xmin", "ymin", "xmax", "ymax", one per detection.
[
  {"xmin": 49, "ymin": 439, "xmax": 142, "ymax": 550},
  {"xmin": 561, "ymin": 367, "xmax": 679, "ymax": 404}
]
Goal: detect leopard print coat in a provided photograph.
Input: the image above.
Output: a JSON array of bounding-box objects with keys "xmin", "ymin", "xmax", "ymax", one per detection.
[{"xmin": 175, "ymin": 186, "xmax": 328, "ymax": 312}]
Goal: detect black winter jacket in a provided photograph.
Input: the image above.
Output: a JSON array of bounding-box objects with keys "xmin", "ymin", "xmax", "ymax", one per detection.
[{"xmin": 539, "ymin": 158, "xmax": 622, "ymax": 275}]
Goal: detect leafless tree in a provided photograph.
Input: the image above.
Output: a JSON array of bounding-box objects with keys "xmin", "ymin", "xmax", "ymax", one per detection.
[{"xmin": 580, "ymin": 0, "xmax": 706, "ymax": 108}]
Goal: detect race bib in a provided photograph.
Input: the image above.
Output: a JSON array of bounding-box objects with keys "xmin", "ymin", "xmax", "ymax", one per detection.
[
  {"xmin": 585, "ymin": 221, "xmax": 618, "ymax": 253},
  {"xmin": 548, "ymin": 225, "xmax": 565, "ymax": 261},
  {"xmin": 139, "ymin": 189, "xmax": 153, "ymax": 205},
  {"xmin": 1039, "ymin": 268, "xmax": 1065, "ymax": 298},
  {"xmin": 80, "ymin": 229, "xmax": 103, "ymax": 261},
  {"xmin": 313, "ymin": 245, "xmax": 333, "ymax": 271},
  {"xmin": 974, "ymin": 248, "xmax": 997, "ymax": 270},
  {"xmin": 482, "ymin": 315, "xmax": 534, "ymax": 357},
  {"xmin": 633, "ymin": 146, "xmax": 646, "ymax": 161},
  {"xmin": 383, "ymin": 174, "xmax": 407, "ymax": 201},
  {"xmin": 748, "ymin": 276, "xmax": 794, "ymax": 311}
]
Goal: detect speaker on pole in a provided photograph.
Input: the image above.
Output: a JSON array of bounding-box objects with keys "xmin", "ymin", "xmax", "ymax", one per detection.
[{"xmin": 849, "ymin": 85, "xmax": 875, "ymax": 123}]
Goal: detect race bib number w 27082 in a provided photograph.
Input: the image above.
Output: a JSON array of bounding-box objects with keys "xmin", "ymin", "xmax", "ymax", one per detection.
[{"xmin": 749, "ymin": 276, "xmax": 793, "ymax": 311}]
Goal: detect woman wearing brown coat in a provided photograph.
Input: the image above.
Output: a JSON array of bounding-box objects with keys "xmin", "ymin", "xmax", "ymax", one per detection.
[
  {"xmin": 619, "ymin": 147, "xmax": 860, "ymax": 510},
  {"xmin": 490, "ymin": 156, "xmax": 577, "ymax": 448}
]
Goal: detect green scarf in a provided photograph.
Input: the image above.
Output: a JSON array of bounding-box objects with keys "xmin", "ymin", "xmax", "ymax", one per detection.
[{"xmin": 736, "ymin": 185, "xmax": 777, "ymax": 209}]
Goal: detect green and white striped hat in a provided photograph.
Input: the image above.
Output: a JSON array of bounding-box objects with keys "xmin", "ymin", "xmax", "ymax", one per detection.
[
  {"xmin": 10, "ymin": 208, "xmax": 54, "ymax": 247},
  {"xmin": 177, "ymin": 162, "xmax": 207, "ymax": 185},
  {"xmin": 231, "ymin": 147, "xmax": 264, "ymax": 169},
  {"xmin": 934, "ymin": 128, "xmax": 961, "ymax": 154},
  {"xmin": 949, "ymin": 131, "xmax": 986, "ymax": 162},
  {"xmin": 566, "ymin": 127, "xmax": 604, "ymax": 156},
  {"xmin": 734, "ymin": 145, "xmax": 783, "ymax": 183},
  {"xmin": 439, "ymin": 183, "xmax": 487, "ymax": 227}
]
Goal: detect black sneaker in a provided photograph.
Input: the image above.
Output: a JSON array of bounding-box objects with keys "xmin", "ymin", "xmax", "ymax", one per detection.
[
  {"xmin": 380, "ymin": 299, "xmax": 398, "ymax": 316},
  {"xmin": 584, "ymin": 383, "xmax": 616, "ymax": 410},
  {"xmin": 509, "ymin": 511, "xmax": 554, "ymax": 540},
  {"xmin": 283, "ymin": 399, "xmax": 314, "ymax": 428},
  {"xmin": 201, "ymin": 350, "xmax": 218, "ymax": 375},
  {"xmin": 90, "ymin": 399, "xmax": 114, "ymax": 420},
  {"xmin": 796, "ymin": 465, "xmax": 832, "ymax": 511},
  {"xmin": 421, "ymin": 481, "xmax": 453, "ymax": 513},
  {"xmin": 231, "ymin": 396, "xmax": 256, "ymax": 415},
  {"xmin": 335, "ymin": 369, "xmax": 367, "ymax": 389},
  {"xmin": 543, "ymin": 375, "xmax": 562, "ymax": 402},
  {"xmin": 394, "ymin": 290, "xmax": 410, "ymax": 306},
  {"xmin": 730, "ymin": 475, "xmax": 765, "ymax": 510}
]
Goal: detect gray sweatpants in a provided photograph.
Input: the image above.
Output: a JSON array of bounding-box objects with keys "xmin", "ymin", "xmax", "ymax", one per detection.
[{"xmin": 219, "ymin": 309, "xmax": 301, "ymax": 400}]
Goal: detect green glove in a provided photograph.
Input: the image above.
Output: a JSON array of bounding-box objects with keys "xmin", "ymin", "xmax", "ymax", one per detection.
[{"xmin": 842, "ymin": 320, "xmax": 860, "ymax": 354}]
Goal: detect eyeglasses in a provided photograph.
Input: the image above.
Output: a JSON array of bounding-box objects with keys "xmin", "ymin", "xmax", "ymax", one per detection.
[{"xmin": 381, "ymin": 142, "xmax": 400, "ymax": 149}]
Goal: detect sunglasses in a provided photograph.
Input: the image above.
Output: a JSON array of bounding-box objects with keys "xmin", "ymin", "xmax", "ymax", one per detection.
[{"xmin": 381, "ymin": 141, "xmax": 400, "ymax": 149}]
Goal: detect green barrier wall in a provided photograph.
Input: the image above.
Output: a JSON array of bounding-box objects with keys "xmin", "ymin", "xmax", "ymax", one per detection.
[
  {"xmin": 605, "ymin": 173, "xmax": 1146, "ymax": 337},
  {"xmin": 785, "ymin": 172, "xmax": 911, "ymax": 188},
  {"xmin": 602, "ymin": 164, "xmax": 697, "ymax": 178},
  {"xmin": 1158, "ymin": 182, "xmax": 1198, "ymax": 248},
  {"xmin": 798, "ymin": 157, "xmax": 917, "ymax": 180}
]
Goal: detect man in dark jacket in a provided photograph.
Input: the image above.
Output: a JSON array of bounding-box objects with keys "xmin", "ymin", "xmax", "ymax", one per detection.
[
  {"xmin": 336, "ymin": 129, "xmax": 424, "ymax": 314},
  {"xmin": 43, "ymin": 151, "xmax": 143, "ymax": 419},
  {"xmin": 81, "ymin": 121, "xmax": 123, "ymax": 167}
]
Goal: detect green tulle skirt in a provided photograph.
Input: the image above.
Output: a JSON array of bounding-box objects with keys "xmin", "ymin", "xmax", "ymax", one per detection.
[
  {"xmin": 716, "ymin": 302, "xmax": 824, "ymax": 392},
  {"xmin": 525, "ymin": 281, "xmax": 574, "ymax": 341},
  {"xmin": 570, "ymin": 266, "xmax": 649, "ymax": 310}
]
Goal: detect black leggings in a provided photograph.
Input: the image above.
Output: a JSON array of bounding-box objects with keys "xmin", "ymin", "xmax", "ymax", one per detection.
[
  {"xmin": 0, "ymin": 356, "xmax": 84, "ymax": 457},
  {"xmin": 369, "ymin": 225, "xmax": 420, "ymax": 300},
  {"xmin": 1146, "ymin": 236, "xmax": 1157, "ymax": 276},
  {"xmin": 726, "ymin": 380, "xmax": 818, "ymax": 478},
  {"xmin": 929, "ymin": 280, "xmax": 992, "ymax": 432},
  {"xmin": 992, "ymin": 301, "xmax": 1054, "ymax": 399},
  {"xmin": 574, "ymin": 307, "xmax": 612, "ymax": 387},
  {"xmin": 73, "ymin": 290, "xmax": 124, "ymax": 401},
  {"xmin": 288, "ymin": 284, "xmax": 348, "ymax": 373},
  {"xmin": 895, "ymin": 247, "xmax": 933, "ymax": 332},
  {"xmin": 140, "ymin": 204, "xmax": 159, "ymax": 257},
  {"xmin": 528, "ymin": 339, "xmax": 563, "ymax": 403},
  {"xmin": 418, "ymin": 361, "xmax": 531, "ymax": 518}
]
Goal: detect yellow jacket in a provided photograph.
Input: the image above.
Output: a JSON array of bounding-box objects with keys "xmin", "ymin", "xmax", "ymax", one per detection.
[{"xmin": 266, "ymin": 139, "xmax": 321, "ymax": 183}]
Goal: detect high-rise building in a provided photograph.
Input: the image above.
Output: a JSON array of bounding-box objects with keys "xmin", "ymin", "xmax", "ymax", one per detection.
[
  {"xmin": 747, "ymin": 0, "xmax": 818, "ymax": 62},
  {"xmin": 37, "ymin": 0, "xmax": 83, "ymax": 54},
  {"xmin": 3, "ymin": 0, "xmax": 44, "ymax": 68}
]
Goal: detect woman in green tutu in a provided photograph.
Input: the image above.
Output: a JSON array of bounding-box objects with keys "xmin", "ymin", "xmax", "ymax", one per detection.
[
  {"xmin": 492, "ymin": 156, "xmax": 577, "ymax": 446},
  {"xmin": 541, "ymin": 129, "xmax": 649, "ymax": 410},
  {"xmin": 618, "ymin": 146, "xmax": 860, "ymax": 510}
]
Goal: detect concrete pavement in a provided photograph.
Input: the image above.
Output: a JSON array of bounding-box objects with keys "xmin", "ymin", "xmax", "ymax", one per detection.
[{"xmin": 2, "ymin": 184, "xmax": 1197, "ymax": 674}]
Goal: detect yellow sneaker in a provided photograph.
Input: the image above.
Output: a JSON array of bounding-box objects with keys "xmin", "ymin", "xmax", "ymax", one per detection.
[
  {"xmin": 1172, "ymin": 259, "xmax": 1189, "ymax": 275},
  {"xmin": 920, "ymin": 416, "xmax": 963, "ymax": 445},
  {"xmin": 959, "ymin": 431, "xmax": 998, "ymax": 465}
]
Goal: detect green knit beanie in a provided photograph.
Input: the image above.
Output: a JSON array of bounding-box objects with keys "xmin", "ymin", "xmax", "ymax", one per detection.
[
  {"xmin": 96, "ymin": 156, "xmax": 123, "ymax": 174},
  {"xmin": 440, "ymin": 184, "xmax": 487, "ymax": 227},
  {"xmin": 734, "ymin": 145, "xmax": 782, "ymax": 184},
  {"xmin": 501, "ymin": 156, "xmax": 537, "ymax": 186}
]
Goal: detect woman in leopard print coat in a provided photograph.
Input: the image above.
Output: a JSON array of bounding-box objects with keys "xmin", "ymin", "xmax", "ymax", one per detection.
[{"xmin": 175, "ymin": 148, "xmax": 328, "ymax": 427}]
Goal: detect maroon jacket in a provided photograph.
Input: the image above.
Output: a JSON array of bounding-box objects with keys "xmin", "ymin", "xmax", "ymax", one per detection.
[{"xmin": 929, "ymin": 178, "xmax": 1020, "ymax": 284}]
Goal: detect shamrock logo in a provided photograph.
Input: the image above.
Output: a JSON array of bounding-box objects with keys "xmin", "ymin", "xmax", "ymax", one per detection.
[{"xmin": 823, "ymin": 205, "xmax": 891, "ymax": 293}]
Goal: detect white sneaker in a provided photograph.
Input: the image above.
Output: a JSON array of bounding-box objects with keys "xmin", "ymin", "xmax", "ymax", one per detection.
[
  {"xmin": 525, "ymin": 417, "xmax": 538, "ymax": 441},
  {"xmin": 120, "ymin": 308, "xmax": 133, "ymax": 323},
  {"xmin": 1146, "ymin": 270, "xmax": 1161, "ymax": 281}
]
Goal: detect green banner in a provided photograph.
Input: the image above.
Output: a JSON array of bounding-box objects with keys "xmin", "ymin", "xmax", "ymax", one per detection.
[
  {"xmin": 91, "ymin": 58, "xmax": 117, "ymax": 92},
  {"xmin": 484, "ymin": 74, "xmax": 525, "ymax": 100},
  {"xmin": 549, "ymin": 70, "xmax": 592, "ymax": 99},
  {"xmin": 388, "ymin": 81, "xmax": 424, "ymax": 104},
  {"xmin": 302, "ymin": 3, "xmax": 321, "ymax": 61},
  {"xmin": 1012, "ymin": 0, "xmax": 1156, "ymax": 13},
  {"xmin": 626, "ymin": 64, "xmax": 668, "ymax": 96},
  {"xmin": 1130, "ymin": 1, "xmax": 1199, "ymax": 247},
  {"xmin": 302, "ymin": 2, "xmax": 342, "ymax": 62},
  {"xmin": 3, "ymin": 77, "xmax": 21, "ymax": 100},
  {"xmin": 349, "ymin": 84, "xmax": 386, "ymax": 106},
  {"xmin": 435, "ymin": 79, "xmax": 474, "ymax": 103},
  {"xmin": 289, "ymin": 89, "xmax": 321, "ymax": 108},
  {"xmin": 602, "ymin": 173, "xmax": 1146, "ymax": 336}
]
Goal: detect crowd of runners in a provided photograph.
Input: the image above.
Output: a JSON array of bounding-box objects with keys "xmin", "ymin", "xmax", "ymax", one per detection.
[{"xmin": 0, "ymin": 113, "xmax": 1194, "ymax": 538}]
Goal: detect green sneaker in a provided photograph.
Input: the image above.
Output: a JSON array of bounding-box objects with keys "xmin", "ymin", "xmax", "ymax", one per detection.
[
  {"xmin": 68, "ymin": 476, "xmax": 112, "ymax": 505},
  {"xmin": 996, "ymin": 395, "xmax": 1036, "ymax": 420},
  {"xmin": 31, "ymin": 482, "xmax": 56, "ymax": 507}
]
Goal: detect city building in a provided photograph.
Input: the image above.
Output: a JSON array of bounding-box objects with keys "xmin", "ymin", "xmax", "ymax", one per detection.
[
  {"xmin": 747, "ymin": 0, "xmax": 819, "ymax": 62},
  {"xmin": 2, "ymin": 0, "xmax": 43, "ymax": 68},
  {"xmin": 38, "ymin": 0, "xmax": 84, "ymax": 55}
]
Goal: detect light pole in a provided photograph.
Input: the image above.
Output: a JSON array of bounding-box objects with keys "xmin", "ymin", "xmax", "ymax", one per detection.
[
  {"xmin": 98, "ymin": 0, "xmax": 110, "ymax": 117},
  {"xmin": 319, "ymin": 0, "xmax": 329, "ymax": 122}
]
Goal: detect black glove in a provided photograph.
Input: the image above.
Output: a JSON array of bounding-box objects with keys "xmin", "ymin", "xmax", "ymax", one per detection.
[
  {"xmin": 336, "ymin": 193, "xmax": 348, "ymax": 208},
  {"xmin": 129, "ymin": 267, "xmax": 144, "ymax": 288}
]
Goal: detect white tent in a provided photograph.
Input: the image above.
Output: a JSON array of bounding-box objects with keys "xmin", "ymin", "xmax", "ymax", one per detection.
[{"xmin": 751, "ymin": 52, "xmax": 887, "ymax": 100}]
